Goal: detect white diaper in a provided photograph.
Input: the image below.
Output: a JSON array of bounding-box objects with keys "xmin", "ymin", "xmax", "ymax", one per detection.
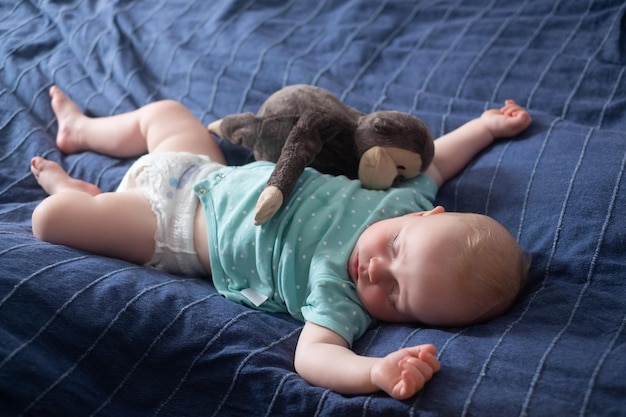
[{"xmin": 117, "ymin": 152, "xmax": 223, "ymax": 276}]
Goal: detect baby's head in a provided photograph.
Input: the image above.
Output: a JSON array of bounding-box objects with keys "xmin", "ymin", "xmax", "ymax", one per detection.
[{"xmin": 348, "ymin": 206, "xmax": 528, "ymax": 326}]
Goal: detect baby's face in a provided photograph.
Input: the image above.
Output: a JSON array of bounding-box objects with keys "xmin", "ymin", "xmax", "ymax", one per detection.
[{"xmin": 348, "ymin": 207, "xmax": 479, "ymax": 325}]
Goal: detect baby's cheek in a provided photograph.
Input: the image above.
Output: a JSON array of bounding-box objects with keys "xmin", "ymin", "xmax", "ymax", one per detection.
[{"xmin": 360, "ymin": 288, "xmax": 393, "ymax": 321}]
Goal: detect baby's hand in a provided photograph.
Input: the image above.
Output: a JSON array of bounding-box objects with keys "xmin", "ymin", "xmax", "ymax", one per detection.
[
  {"xmin": 481, "ymin": 100, "xmax": 532, "ymax": 140},
  {"xmin": 370, "ymin": 344, "xmax": 440, "ymax": 400}
]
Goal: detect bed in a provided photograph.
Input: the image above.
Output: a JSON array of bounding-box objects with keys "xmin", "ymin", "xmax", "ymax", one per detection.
[{"xmin": 1, "ymin": 0, "xmax": 625, "ymax": 415}]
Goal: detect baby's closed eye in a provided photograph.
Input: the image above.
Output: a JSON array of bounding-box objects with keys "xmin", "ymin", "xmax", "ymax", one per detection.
[{"xmin": 388, "ymin": 233, "xmax": 399, "ymax": 259}]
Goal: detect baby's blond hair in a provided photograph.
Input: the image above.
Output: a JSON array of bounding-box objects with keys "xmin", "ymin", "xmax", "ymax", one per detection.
[{"xmin": 453, "ymin": 213, "xmax": 529, "ymax": 324}]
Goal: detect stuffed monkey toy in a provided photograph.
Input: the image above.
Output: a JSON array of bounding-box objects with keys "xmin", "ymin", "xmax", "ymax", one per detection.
[{"xmin": 209, "ymin": 84, "xmax": 434, "ymax": 225}]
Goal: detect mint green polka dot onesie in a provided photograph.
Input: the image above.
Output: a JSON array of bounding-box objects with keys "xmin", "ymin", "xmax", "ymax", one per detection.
[{"xmin": 194, "ymin": 161, "xmax": 437, "ymax": 345}]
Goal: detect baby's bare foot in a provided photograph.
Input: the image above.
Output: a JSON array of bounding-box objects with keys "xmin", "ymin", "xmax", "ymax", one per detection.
[
  {"xmin": 30, "ymin": 157, "xmax": 101, "ymax": 196},
  {"xmin": 50, "ymin": 85, "xmax": 88, "ymax": 154}
]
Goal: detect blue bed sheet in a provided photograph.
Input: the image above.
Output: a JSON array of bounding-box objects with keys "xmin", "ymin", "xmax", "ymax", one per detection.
[{"xmin": 1, "ymin": 0, "xmax": 625, "ymax": 416}]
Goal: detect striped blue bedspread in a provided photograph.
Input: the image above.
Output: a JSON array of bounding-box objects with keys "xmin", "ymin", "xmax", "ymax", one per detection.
[{"xmin": 1, "ymin": 1, "xmax": 625, "ymax": 416}]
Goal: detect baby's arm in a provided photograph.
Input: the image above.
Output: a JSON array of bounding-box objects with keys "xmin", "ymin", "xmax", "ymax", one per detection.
[
  {"xmin": 425, "ymin": 100, "xmax": 531, "ymax": 187},
  {"xmin": 294, "ymin": 322, "xmax": 440, "ymax": 399}
]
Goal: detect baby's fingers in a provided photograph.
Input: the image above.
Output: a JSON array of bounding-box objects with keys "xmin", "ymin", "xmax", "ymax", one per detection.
[
  {"xmin": 392, "ymin": 358, "xmax": 436, "ymax": 399},
  {"xmin": 400, "ymin": 355, "xmax": 438, "ymax": 379},
  {"xmin": 500, "ymin": 99, "xmax": 522, "ymax": 115},
  {"xmin": 418, "ymin": 348, "xmax": 441, "ymax": 372},
  {"xmin": 402, "ymin": 345, "xmax": 440, "ymax": 372}
]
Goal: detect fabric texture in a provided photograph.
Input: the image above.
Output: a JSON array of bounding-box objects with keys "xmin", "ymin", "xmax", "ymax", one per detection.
[{"xmin": 1, "ymin": 1, "xmax": 625, "ymax": 416}]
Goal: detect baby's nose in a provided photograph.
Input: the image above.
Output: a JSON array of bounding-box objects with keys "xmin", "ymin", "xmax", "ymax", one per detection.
[{"xmin": 368, "ymin": 257, "xmax": 389, "ymax": 284}]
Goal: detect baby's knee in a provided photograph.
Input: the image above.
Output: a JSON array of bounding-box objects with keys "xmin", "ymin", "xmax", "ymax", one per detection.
[
  {"xmin": 143, "ymin": 100, "xmax": 192, "ymax": 128},
  {"xmin": 152, "ymin": 99, "xmax": 188, "ymax": 116},
  {"xmin": 31, "ymin": 195, "xmax": 69, "ymax": 242}
]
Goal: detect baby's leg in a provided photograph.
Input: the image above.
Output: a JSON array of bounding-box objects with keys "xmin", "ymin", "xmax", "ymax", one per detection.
[
  {"xmin": 31, "ymin": 157, "xmax": 156, "ymax": 265},
  {"xmin": 51, "ymin": 86, "xmax": 226, "ymax": 163}
]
